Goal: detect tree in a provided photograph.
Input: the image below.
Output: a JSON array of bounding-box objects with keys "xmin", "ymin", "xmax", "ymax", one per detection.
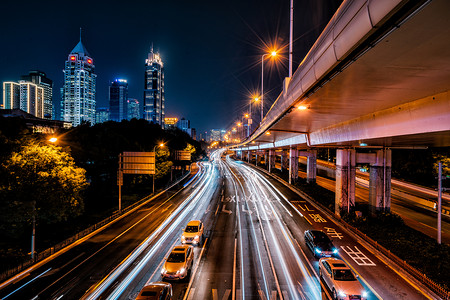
[{"xmin": 0, "ymin": 142, "xmax": 87, "ymax": 232}]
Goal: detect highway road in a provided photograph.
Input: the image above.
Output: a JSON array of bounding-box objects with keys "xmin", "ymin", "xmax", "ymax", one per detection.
[{"xmin": 0, "ymin": 152, "xmax": 438, "ymax": 299}]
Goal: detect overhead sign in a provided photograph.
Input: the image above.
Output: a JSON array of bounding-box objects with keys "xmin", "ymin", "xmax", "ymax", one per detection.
[
  {"xmin": 175, "ymin": 150, "xmax": 191, "ymax": 161},
  {"xmin": 120, "ymin": 152, "xmax": 155, "ymax": 174}
]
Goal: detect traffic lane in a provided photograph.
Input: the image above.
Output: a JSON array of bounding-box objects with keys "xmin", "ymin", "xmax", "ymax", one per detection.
[
  {"xmin": 252, "ymin": 167, "xmax": 429, "ymax": 300},
  {"xmin": 188, "ymin": 169, "xmax": 237, "ymax": 300},
  {"xmin": 300, "ymin": 170, "xmax": 450, "ymax": 244},
  {"xmin": 234, "ymin": 161, "xmax": 320, "ymax": 299},
  {"xmin": 113, "ymin": 162, "xmax": 221, "ymax": 299},
  {"xmin": 0, "ymin": 184, "xmax": 195, "ymax": 300}
]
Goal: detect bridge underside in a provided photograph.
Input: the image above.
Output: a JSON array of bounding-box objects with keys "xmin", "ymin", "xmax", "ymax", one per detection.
[{"xmin": 249, "ymin": 0, "xmax": 450, "ymax": 150}]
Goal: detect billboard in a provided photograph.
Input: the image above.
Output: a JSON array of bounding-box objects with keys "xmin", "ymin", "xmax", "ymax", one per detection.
[
  {"xmin": 120, "ymin": 152, "xmax": 155, "ymax": 174},
  {"xmin": 175, "ymin": 150, "xmax": 191, "ymax": 161}
]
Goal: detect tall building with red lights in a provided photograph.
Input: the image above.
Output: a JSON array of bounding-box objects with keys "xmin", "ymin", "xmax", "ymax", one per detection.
[{"xmin": 61, "ymin": 36, "xmax": 96, "ymax": 126}]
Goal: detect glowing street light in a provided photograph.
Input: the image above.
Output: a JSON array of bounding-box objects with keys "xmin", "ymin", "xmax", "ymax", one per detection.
[
  {"xmin": 261, "ymin": 50, "xmax": 278, "ymax": 124},
  {"xmin": 49, "ymin": 137, "xmax": 58, "ymax": 143}
]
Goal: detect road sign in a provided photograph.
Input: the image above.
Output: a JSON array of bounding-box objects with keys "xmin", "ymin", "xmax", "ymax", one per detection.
[
  {"xmin": 120, "ymin": 152, "xmax": 155, "ymax": 174},
  {"xmin": 175, "ymin": 150, "xmax": 191, "ymax": 161}
]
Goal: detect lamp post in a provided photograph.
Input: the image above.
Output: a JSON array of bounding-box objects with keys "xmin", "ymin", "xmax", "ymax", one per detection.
[
  {"xmin": 153, "ymin": 143, "xmax": 165, "ymax": 194},
  {"xmin": 261, "ymin": 51, "xmax": 277, "ymax": 124}
]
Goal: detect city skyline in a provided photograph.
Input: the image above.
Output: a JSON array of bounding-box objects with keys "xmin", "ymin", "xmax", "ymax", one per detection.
[{"xmin": 0, "ymin": 0, "xmax": 340, "ymax": 132}]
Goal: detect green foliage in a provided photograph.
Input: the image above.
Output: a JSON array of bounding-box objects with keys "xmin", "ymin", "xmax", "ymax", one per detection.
[{"xmin": 0, "ymin": 142, "xmax": 87, "ymax": 231}]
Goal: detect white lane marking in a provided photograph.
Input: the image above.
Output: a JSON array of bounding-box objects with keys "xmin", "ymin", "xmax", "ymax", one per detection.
[
  {"xmin": 340, "ymin": 246, "xmax": 376, "ymax": 266},
  {"xmin": 323, "ymin": 227, "xmax": 344, "ymax": 239},
  {"xmin": 222, "ymin": 204, "xmax": 232, "ymax": 214},
  {"xmin": 242, "ymin": 205, "xmax": 252, "ymax": 215}
]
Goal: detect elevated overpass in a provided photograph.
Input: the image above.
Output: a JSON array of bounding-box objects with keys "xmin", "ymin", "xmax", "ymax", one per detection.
[{"xmin": 231, "ymin": 0, "xmax": 450, "ymax": 215}]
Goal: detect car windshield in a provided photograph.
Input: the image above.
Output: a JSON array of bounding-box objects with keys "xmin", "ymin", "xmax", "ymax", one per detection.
[
  {"xmin": 167, "ymin": 252, "xmax": 185, "ymax": 262},
  {"xmin": 333, "ymin": 269, "xmax": 356, "ymax": 281},
  {"xmin": 185, "ymin": 225, "xmax": 199, "ymax": 233}
]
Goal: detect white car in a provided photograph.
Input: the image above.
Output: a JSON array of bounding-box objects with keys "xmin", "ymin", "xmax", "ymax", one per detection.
[
  {"xmin": 319, "ymin": 258, "xmax": 368, "ymax": 300},
  {"xmin": 181, "ymin": 220, "xmax": 204, "ymax": 246}
]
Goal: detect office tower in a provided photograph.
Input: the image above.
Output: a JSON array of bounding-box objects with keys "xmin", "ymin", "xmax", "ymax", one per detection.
[
  {"xmin": 177, "ymin": 117, "xmax": 190, "ymax": 132},
  {"xmin": 2, "ymin": 82, "xmax": 20, "ymax": 110},
  {"xmin": 109, "ymin": 79, "xmax": 128, "ymax": 122},
  {"xmin": 96, "ymin": 107, "xmax": 110, "ymax": 124},
  {"xmin": 2, "ymin": 81, "xmax": 44, "ymax": 118},
  {"xmin": 127, "ymin": 98, "xmax": 140, "ymax": 120},
  {"xmin": 210, "ymin": 129, "xmax": 221, "ymax": 142},
  {"xmin": 61, "ymin": 35, "xmax": 96, "ymax": 126},
  {"xmin": 144, "ymin": 46, "xmax": 165, "ymax": 126},
  {"xmin": 21, "ymin": 70, "xmax": 53, "ymax": 119}
]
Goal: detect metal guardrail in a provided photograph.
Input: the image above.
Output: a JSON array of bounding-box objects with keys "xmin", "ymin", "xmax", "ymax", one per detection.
[
  {"xmin": 0, "ymin": 170, "xmax": 190, "ymax": 282},
  {"xmin": 246, "ymin": 160, "xmax": 450, "ymax": 300}
]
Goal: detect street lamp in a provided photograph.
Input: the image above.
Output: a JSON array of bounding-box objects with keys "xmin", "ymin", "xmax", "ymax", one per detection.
[
  {"xmin": 153, "ymin": 143, "xmax": 165, "ymax": 194},
  {"xmin": 261, "ymin": 51, "xmax": 277, "ymax": 123},
  {"xmin": 49, "ymin": 137, "xmax": 58, "ymax": 143}
]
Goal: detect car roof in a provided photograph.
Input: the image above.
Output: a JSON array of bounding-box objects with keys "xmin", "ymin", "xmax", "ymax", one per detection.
[
  {"xmin": 186, "ymin": 220, "xmax": 201, "ymax": 226},
  {"xmin": 171, "ymin": 245, "xmax": 191, "ymax": 253},
  {"xmin": 142, "ymin": 281, "xmax": 171, "ymax": 291},
  {"xmin": 321, "ymin": 258, "xmax": 350, "ymax": 270}
]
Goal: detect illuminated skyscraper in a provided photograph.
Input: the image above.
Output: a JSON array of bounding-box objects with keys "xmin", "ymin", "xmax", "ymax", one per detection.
[
  {"xmin": 127, "ymin": 98, "xmax": 140, "ymax": 120},
  {"xmin": 109, "ymin": 79, "xmax": 128, "ymax": 122},
  {"xmin": 21, "ymin": 70, "xmax": 53, "ymax": 119},
  {"xmin": 61, "ymin": 35, "xmax": 96, "ymax": 126},
  {"xmin": 2, "ymin": 81, "xmax": 44, "ymax": 118},
  {"xmin": 144, "ymin": 46, "xmax": 165, "ymax": 126}
]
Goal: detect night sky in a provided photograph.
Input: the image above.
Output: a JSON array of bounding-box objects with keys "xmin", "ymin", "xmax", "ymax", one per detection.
[{"xmin": 0, "ymin": 0, "xmax": 341, "ymax": 133}]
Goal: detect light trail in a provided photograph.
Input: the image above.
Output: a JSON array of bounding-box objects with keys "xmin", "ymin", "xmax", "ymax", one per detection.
[
  {"xmin": 83, "ymin": 162, "xmax": 217, "ymax": 299},
  {"xmin": 229, "ymin": 156, "xmax": 322, "ymax": 299},
  {"xmin": 224, "ymin": 156, "xmax": 272, "ymax": 300}
]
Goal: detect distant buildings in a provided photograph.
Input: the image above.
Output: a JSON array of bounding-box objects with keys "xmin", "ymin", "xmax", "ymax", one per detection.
[
  {"xmin": 61, "ymin": 36, "xmax": 97, "ymax": 126},
  {"xmin": 109, "ymin": 79, "xmax": 128, "ymax": 122},
  {"xmin": 164, "ymin": 117, "xmax": 178, "ymax": 129},
  {"xmin": 2, "ymin": 80, "xmax": 44, "ymax": 118},
  {"xmin": 144, "ymin": 46, "xmax": 165, "ymax": 126},
  {"xmin": 210, "ymin": 129, "xmax": 221, "ymax": 142},
  {"xmin": 178, "ymin": 118, "xmax": 190, "ymax": 132},
  {"xmin": 21, "ymin": 71, "xmax": 53, "ymax": 119},
  {"xmin": 127, "ymin": 98, "xmax": 139, "ymax": 120},
  {"xmin": 96, "ymin": 107, "xmax": 109, "ymax": 124}
]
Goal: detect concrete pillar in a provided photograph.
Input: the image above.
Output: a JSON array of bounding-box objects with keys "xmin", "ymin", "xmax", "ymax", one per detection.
[
  {"xmin": 289, "ymin": 147, "xmax": 298, "ymax": 184},
  {"xmin": 255, "ymin": 152, "xmax": 259, "ymax": 166},
  {"xmin": 335, "ymin": 149, "xmax": 356, "ymax": 216},
  {"xmin": 306, "ymin": 150, "xmax": 317, "ymax": 183},
  {"xmin": 268, "ymin": 149, "xmax": 275, "ymax": 172},
  {"xmin": 264, "ymin": 151, "xmax": 268, "ymax": 169},
  {"xmin": 369, "ymin": 149, "xmax": 392, "ymax": 214},
  {"xmin": 247, "ymin": 151, "xmax": 251, "ymax": 163},
  {"xmin": 281, "ymin": 150, "xmax": 289, "ymax": 172}
]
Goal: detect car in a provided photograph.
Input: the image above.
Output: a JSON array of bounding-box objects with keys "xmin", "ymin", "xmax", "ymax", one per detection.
[
  {"xmin": 135, "ymin": 281, "xmax": 172, "ymax": 300},
  {"xmin": 161, "ymin": 245, "xmax": 194, "ymax": 281},
  {"xmin": 319, "ymin": 257, "xmax": 368, "ymax": 300},
  {"xmin": 304, "ymin": 230, "xmax": 338, "ymax": 258},
  {"xmin": 181, "ymin": 220, "xmax": 204, "ymax": 246}
]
